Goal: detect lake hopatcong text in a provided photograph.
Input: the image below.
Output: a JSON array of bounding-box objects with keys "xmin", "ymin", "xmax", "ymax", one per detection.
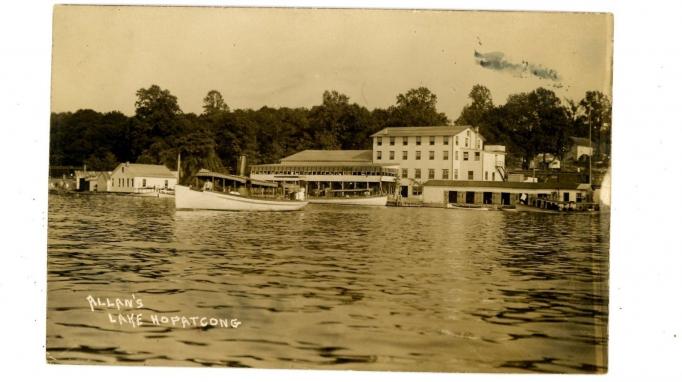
[{"xmin": 86, "ymin": 294, "xmax": 242, "ymax": 329}]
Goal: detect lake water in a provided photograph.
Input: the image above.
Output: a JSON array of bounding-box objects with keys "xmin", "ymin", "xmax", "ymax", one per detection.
[{"xmin": 46, "ymin": 193, "xmax": 609, "ymax": 373}]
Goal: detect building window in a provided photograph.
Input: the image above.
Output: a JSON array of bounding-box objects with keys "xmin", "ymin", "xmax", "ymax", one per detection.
[
  {"xmin": 415, "ymin": 169, "xmax": 421, "ymax": 179},
  {"xmin": 467, "ymin": 130, "xmax": 471, "ymax": 137},
  {"xmin": 442, "ymin": 169, "xmax": 449, "ymax": 179},
  {"xmin": 142, "ymin": 178, "xmax": 147, "ymax": 187},
  {"xmin": 428, "ymin": 169, "xmax": 435, "ymax": 179},
  {"xmin": 429, "ymin": 136, "xmax": 435, "ymax": 145},
  {"xmin": 492, "ymin": 172, "xmax": 496, "ymax": 181},
  {"xmin": 402, "ymin": 136, "xmax": 408, "ymax": 145},
  {"xmin": 376, "ymin": 151, "xmax": 382, "ymax": 160},
  {"xmin": 454, "ymin": 169, "xmax": 458, "ymax": 179},
  {"xmin": 402, "ymin": 151, "xmax": 408, "ymax": 160},
  {"xmin": 468, "ymin": 171, "xmax": 474, "ymax": 180},
  {"xmin": 477, "ymin": 140, "xmax": 482, "ymax": 149},
  {"xmin": 401, "ymin": 168, "xmax": 408, "ymax": 178},
  {"xmin": 416, "ymin": 136, "xmax": 421, "ymax": 145},
  {"xmin": 455, "ymin": 151, "xmax": 458, "ymax": 160},
  {"xmin": 465, "ymin": 137, "xmax": 469, "ymax": 147},
  {"xmin": 429, "ymin": 151, "xmax": 435, "ymax": 160},
  {"xmin": 377, "ymin": 137, "xmax": 382, "ymax": 146},
  {"xmin": 390, "ymin": 137, "xmax": 395, "ymax": 146},
  {"xmin": 416, "ymin": 151, "xmax": 421, "ymax": 160},
  {"xmin": 455, "ymin": 136, "xmax": 459, "ymax": 146},
  {"xmin": 443, "ymin": 151, "xmax": 449, "ymax": 160},
  {"xmin": 463, "ymin": 152, "xmax": 469, "ymax": 161},
  {"xmin": 443, "ymin": 136, "xmax": 449, "ymax": 145},
  {"xmin": 389, "ymin": 151, "xmax": 395, "ymax": 160},
  {"xmin": 165, "ymin": 180, "xmax": 169, "ymax": 188},
  {"xmin": 475, "ymin": 152, "xmax": 480, "ymax": 161},
  {"xmin": 485, "ymin": 171, "xmax": 488, "ymax": 180}
]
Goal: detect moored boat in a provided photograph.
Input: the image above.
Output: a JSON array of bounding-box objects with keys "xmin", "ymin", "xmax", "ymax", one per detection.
[
  {"xmin": 175, "ymin": 185, "xmax": 308, "ymax": 211},
  {"xmin": 447, "ymin": 203, "xmax": 491, "ymax": 211},
  {"xmin": 175, "ymin": 168, "xmax": 308, "ymax": 211},
  {"xmin": 308, "ymin": 195, "xmax": 388, "ymax": 206},
  {"xmin": 512, "ymin": 199, "xmax": 601, "ymax": 215}
]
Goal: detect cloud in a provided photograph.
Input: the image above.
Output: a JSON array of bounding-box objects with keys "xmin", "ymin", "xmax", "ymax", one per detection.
[{"xmin": 474, "ymin": 51, "xmax": 561, "ymax": 82}]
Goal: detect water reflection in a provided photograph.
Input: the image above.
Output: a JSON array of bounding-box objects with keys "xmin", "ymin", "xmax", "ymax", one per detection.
[{"xmin": 47, "ymin": 194, "xmax": 608, "ymax": 372}]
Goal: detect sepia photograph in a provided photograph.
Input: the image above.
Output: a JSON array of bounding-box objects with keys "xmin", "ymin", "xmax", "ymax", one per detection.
[{"xmin": 46, "ymin": 5, "xmax": 612, "ymax": 373}]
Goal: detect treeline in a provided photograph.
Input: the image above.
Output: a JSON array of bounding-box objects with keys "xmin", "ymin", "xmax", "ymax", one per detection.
[
  {"xmin": 50, "ymin": 84, "xmax": 611, "ymax": 179},
  {"xmin": 456, "ymin": 85, "xmax": 611, "ymax": 168}
]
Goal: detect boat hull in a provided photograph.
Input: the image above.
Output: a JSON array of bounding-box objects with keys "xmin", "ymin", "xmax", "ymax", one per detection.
[
  {"xmin": 447, "ymin": 203, "xmax": 491, "ymax": 211},
  {"xmin": 514, "ymin": 203, "xmax": 601, "ymax": 215},
  {"xmin": 175, "ymin": 185, "xmax": 308, "ymax": 211},
  {"xmin": 308, "ymin": 195, "xmax": 388, "ymax": 206}
]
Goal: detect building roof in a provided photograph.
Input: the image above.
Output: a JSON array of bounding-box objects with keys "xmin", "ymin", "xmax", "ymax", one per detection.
[
  {"xmin": 114, "ymin": 163, "xmax": 175, "ymax": 178},
  {"xmin": 370, "ymin": 125, "xmax": 476, "ymax": 138},
  {"xmin": 251, "ymin": 163, "xmax": 392, "ymax": 169},
  {"xmin": 423, "ymin": 180, "xmax": 585, "ymax": 190},
  {"xmin": 280, "ymin": 150, "xmax": 373, "ymax": 164},
  {"xmin": 569, "ymin": 136, "xmax": 594, "ymax": 147}
]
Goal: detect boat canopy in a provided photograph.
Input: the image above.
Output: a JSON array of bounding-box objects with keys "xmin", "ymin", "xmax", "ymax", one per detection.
[{"xmin": 194, "ymin": 168, "xmax": 278, "ymax": 188}]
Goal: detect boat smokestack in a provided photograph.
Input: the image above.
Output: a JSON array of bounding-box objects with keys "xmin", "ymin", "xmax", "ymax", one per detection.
[{"xmin": 238, "ymin": 155, "xmax": 247, "ymax": 176}]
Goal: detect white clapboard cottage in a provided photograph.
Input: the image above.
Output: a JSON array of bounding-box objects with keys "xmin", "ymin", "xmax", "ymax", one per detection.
[{"xmin": 110, "ymin": 162, "xmax": 177, "ymax": 193}]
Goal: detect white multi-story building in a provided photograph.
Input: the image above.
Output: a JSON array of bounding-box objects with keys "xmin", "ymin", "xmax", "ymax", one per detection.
[{"xmin": 370, "ymin": 126, "xmax": 506, "ymax": 197}]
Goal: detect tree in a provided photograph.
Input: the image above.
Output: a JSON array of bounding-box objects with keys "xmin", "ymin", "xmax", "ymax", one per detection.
[
  {"xmin": 387, "ymin": 87, "xmax": 449, "ymax": 126},
  {"xmin": 131, "ymin": 85, "xmax": 183, "ymax": 160},
  {"xmin": 85, "ymin": 150, "xmax": 118, "ymax": 171},
  {"xmin": 579, "ymin": 91, "xmax": 612, "ymax": 159},
  {"xmin": 202, "ymin": 90, "xmax": 229, "ymax": 115},
  {"xmin": 498, "ymin": 88, "xmax": 571, "ymax": 169},
  {"xmin": 134, "ymin": 85, "xmax": 182, "ymax": 121},
  {"xmin": 456, "ymin": 84, "xmax": 494, "ymax": 127},
  {"xmin": 308, "ymin": 90, "xmax": 352, "ymax": 149}
]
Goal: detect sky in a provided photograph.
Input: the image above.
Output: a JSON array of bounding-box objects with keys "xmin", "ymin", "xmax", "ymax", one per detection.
[{"xmin": 51, "ymin": 6, "xmax": 612, "ymax": 120}]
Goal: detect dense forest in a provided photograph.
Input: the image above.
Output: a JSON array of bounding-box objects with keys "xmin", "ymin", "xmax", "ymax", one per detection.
[{"xmin": 50, "ymin": 84, "xmax": 611, "ymax": 181}]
